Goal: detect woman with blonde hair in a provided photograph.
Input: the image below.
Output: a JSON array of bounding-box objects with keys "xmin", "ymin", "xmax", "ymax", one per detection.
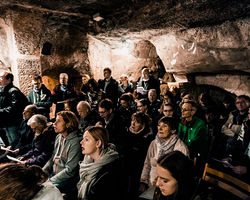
[{"xmin": 78, "ymin": 126, "xmax": 127, "ymax": 200}]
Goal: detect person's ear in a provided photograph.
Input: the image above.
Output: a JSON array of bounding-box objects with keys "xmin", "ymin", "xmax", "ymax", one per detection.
[
  {"xmin": 109, "ymin": 109, "xmax": 113, "ymax": 114},
  {"xmin": 66, "ymin": 123, "xmax": 70, "ymax": 129},
  {"xmin": 96, "ymin": 140, "xmax": 102, "ymax": 148}
]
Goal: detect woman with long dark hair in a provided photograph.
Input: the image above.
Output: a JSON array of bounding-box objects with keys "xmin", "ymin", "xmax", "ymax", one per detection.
[{"xmin": 153, "ymin": 151, "xmax": 194, "ymax": 200}]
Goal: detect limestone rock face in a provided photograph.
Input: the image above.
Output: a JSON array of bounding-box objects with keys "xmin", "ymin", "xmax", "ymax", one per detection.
[
  {"xmin": 195, "ymin": 74, "xmax": 250, "ymax": 97},
  {"xmin": 0, "ymin": 0, "xmax": 250, "ymax": 96}
]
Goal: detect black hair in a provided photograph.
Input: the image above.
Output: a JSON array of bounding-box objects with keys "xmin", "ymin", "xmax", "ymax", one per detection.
[
  {"xmin": 98, "ymin": 98, "xmax": 114, "ymax": 111},
  {"xmin": 154, "ymin": 151, "xmax": 194, "ymax": 200}
]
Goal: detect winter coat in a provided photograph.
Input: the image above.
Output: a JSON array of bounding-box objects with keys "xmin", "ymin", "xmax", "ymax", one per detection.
[
  {"xmin": 222, "ymin": 110, "xmax": 248, "ymax": 137},
  {"xmin": 98, "ymin": 77, "xmax": 119, "ymax": 106},
  {"xmin": 21, "ymin": 124, "xmax": 56, "ymax": 167},
  {"xmin": 0, "ymin": 83, "xmax": 28, "ymax": 127},
  {"xmin": 10, "ymin": 119, "xmax": 34, "ymax": 155},
  {"xmin": 51, "ymin": 84, "xmax": 79, "ymax": 114},
  {"xmin": 140, "ymin": 139, "xmax": 189, "ymax": 187},
  {"xmin": 27, "ymin": 84, "xmax": 52, "ymax": 118},
  {"xmin": 42, "ymin": 129, "xmax": 82, "ymax": 185},
  {"xmin": 79, "ymin": 109, "xmax": 102, "ymax": 133},
  {"xmin": 116, "ymin": 127, "xmax": 153, "ymax": 177},
  {"xmin": 85, "ymin": 159, "xmax": 128, "ymax": 200},
  {"xmin": 136, "ymin": 76, "xmax": 160, "ymax": 99}
]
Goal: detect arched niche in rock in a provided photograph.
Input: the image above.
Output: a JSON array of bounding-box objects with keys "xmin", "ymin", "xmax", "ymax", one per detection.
[{"xmin": 42, "ymin": 67, "xmax": 83, "ymax": 92}]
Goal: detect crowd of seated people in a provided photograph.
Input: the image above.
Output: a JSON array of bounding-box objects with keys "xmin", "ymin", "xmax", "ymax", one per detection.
[{"xmin": 1, "ymin": 67, "xmax": 250, "ymax": 200}]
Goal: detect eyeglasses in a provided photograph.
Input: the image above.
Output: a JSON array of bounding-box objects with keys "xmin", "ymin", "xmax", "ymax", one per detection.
[
  {"xmin": 181, "ymin": 109, "xmax": 193, "ymax": 112},
  {"xmin": 99, "ymin": 110, "xmax": 107, "ymax": 114},
  {"xmin": 163, "ymin": 110, "xmax": 173, "ymax": 112}
]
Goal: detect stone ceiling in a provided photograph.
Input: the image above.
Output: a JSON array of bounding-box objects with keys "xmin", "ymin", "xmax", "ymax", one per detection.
[
  {"xmin": 1, "ymin": 0, "xmax": 250, "ymax": 96},
  {"xmin": 1, "ymin": 0, "xmax": 250, "ymax": 36}
]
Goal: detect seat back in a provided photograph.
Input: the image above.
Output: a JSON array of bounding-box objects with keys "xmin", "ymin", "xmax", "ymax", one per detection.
[{"xmin": 202, "ymin": 163, "xmax": 250, "ymax": 199}]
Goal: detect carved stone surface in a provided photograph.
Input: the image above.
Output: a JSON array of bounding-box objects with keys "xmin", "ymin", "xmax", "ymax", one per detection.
[
  {"xmin": 195, "ymin": 74, "xmax": 250, "ymax": 96},
  {"xmin": 17, "ymin": 58, "xmax": 41, "ymax": 95}
]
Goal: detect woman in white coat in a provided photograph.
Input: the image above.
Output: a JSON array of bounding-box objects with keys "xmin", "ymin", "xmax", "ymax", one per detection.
[{"xmin": 139, "ymin": 116, "xmax": 189, "ymax": 199}]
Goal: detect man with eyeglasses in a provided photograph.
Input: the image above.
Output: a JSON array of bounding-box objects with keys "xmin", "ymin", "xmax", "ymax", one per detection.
[
  {"xmin": 0, "ymin": 105, "xmax": 37, "ymax": 164},
  {"xmin": 96, "ymin": 98, "xmax": 126, "ymax": 144},
  {"xmin": 27, "ymin": 75, "xmax": 52, "ymax": 119},
  {"xmin": 178, "ymin": 100, "xmax": 208, "ymax": 167},
  {"xmin": 222, "ymin": 95, "xmax": 250, "ymax": 137},
  {"xmin": 0, "ymin": 71, "xmax": 28, "ymax": 143}
]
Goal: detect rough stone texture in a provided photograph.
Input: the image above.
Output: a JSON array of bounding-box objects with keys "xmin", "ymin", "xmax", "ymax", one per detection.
[
  {"xmin": 88, "ymin": 35, "xmax": 159, "ymax": 81},
  {"xmin": 195, "ymin": 74, "xmax": 250, "ymax": 97},
  {"xmin": 0, "ymin": 0, "xmax": 250, "ymax": 95},
  {"xmin": 17, "ymin": 58, "xmax": 41, "ymax": 95}
]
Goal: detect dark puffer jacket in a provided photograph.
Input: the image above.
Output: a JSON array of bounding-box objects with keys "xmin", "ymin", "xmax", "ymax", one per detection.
[{"xmin": 0, "ymin": 83, "xmax": 27, "ymax": 127}]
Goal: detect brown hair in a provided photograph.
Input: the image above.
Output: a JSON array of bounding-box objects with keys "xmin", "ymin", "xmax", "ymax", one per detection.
[
  {"xmin": 103, "ymin": 67, "xmax": 111, "ymax": 74},
  {"xmin": 159, "ymin": 103, "xmax": 174, "ymax": 115},
  {"xmin": 85, "ymin": 126, "xmax": 109, "ymax": 154},
  {"xmin": 0, "ymin": 163, "xmax": 48, "ymax": 200},
  {"xmin": 56, "ymin": 111, "xmax": 79, "ymax": 133}
]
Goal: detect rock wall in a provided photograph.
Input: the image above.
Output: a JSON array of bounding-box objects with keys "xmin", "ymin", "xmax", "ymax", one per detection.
[
  {"xmin": 91, "ymin": 17, "xmax": 250, "ymax": 96},
  {"xmin": 0, "ymin": 8, "xmax": 91, "ymax": 94},
  {"xmin": 0, "ymin": 6, "xmax": 250, "ymax": 97}
]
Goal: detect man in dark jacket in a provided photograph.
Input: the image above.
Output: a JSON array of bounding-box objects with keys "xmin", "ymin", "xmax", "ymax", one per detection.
[
  {"xmin": 51, "ymin": 73, "xmax": 79, "ymax": 115},
  {"xmin": 136, "ymin": 67, "xmax": 160, "ymax": 99},
  {"xmin": 0, "ymin": 104, "xmax": 37, "ymax": 163},
  {"xmin": 98, "ymin": 68, "xmax": 119, "ymax": 107},
  {"xmin": 77, "ymin": 101, "xmax": 102, "ymax": 133},
  {"xmin": 27, "ymin": 75, "xmax": 52, "ymax": 119},
  {"xmin": 97, "ymin": 99, "xmax": 126, "ymax": 144},
  {"xmin": 222, "ymin": 107, "xmax": 250, "ymax": 183},
  {"xmin": 0, "ymin": 71, "xmax": 28, "ymax": 143},
  {"xmin": 221, "ymin": 95, "xmax": 250, "ymax": 137}
]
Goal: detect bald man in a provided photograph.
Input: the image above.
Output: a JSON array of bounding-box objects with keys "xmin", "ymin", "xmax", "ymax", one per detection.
[{"xmin": 77, "ymin": 101, "xmax": 101, "ymax": 133}]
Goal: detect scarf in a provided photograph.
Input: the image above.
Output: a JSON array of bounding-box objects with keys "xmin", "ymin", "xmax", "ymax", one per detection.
[
  {"xmin": 77, "ymin": 143, "xmax": 119, "ymax": 200},
  {"xmin": 155, "ymin": 134, "xmax": 179, "ymax": 158}
]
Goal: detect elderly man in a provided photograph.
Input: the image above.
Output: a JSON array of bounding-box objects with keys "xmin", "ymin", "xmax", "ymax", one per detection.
[
  {"xmin": 178, "ymin": 100, "xmax": 208, "ymax": 162},
  {"xmin": 222, "ymin": 95, "xmax": 250, "ymax": 137},
  {"xmin": 51, "ymin": 73, "xmax": 79, "ymax": 115},
  {"xmin": 0, "ymin": 71, "xmax": 28, "ymax": 143},
  {"xmin": 0, "ymin": 104, "xmax": 37, "ymax": 163},
  {"xmin": 27, "ymin": 75, "xmax": 52, "ymax": 119},
  {"xmin": 77, "ymin": 101, "xmax": 101, "ymax": 133}
]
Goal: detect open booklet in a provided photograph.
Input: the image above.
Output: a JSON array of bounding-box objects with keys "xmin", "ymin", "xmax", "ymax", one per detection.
[
  {"xmin": 6, "ymin": 155, "xmax": 24, "ymax": 164},
  {"xmin": 137, "ymin": 86, "xmax": 148, "ymax": 94}
]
